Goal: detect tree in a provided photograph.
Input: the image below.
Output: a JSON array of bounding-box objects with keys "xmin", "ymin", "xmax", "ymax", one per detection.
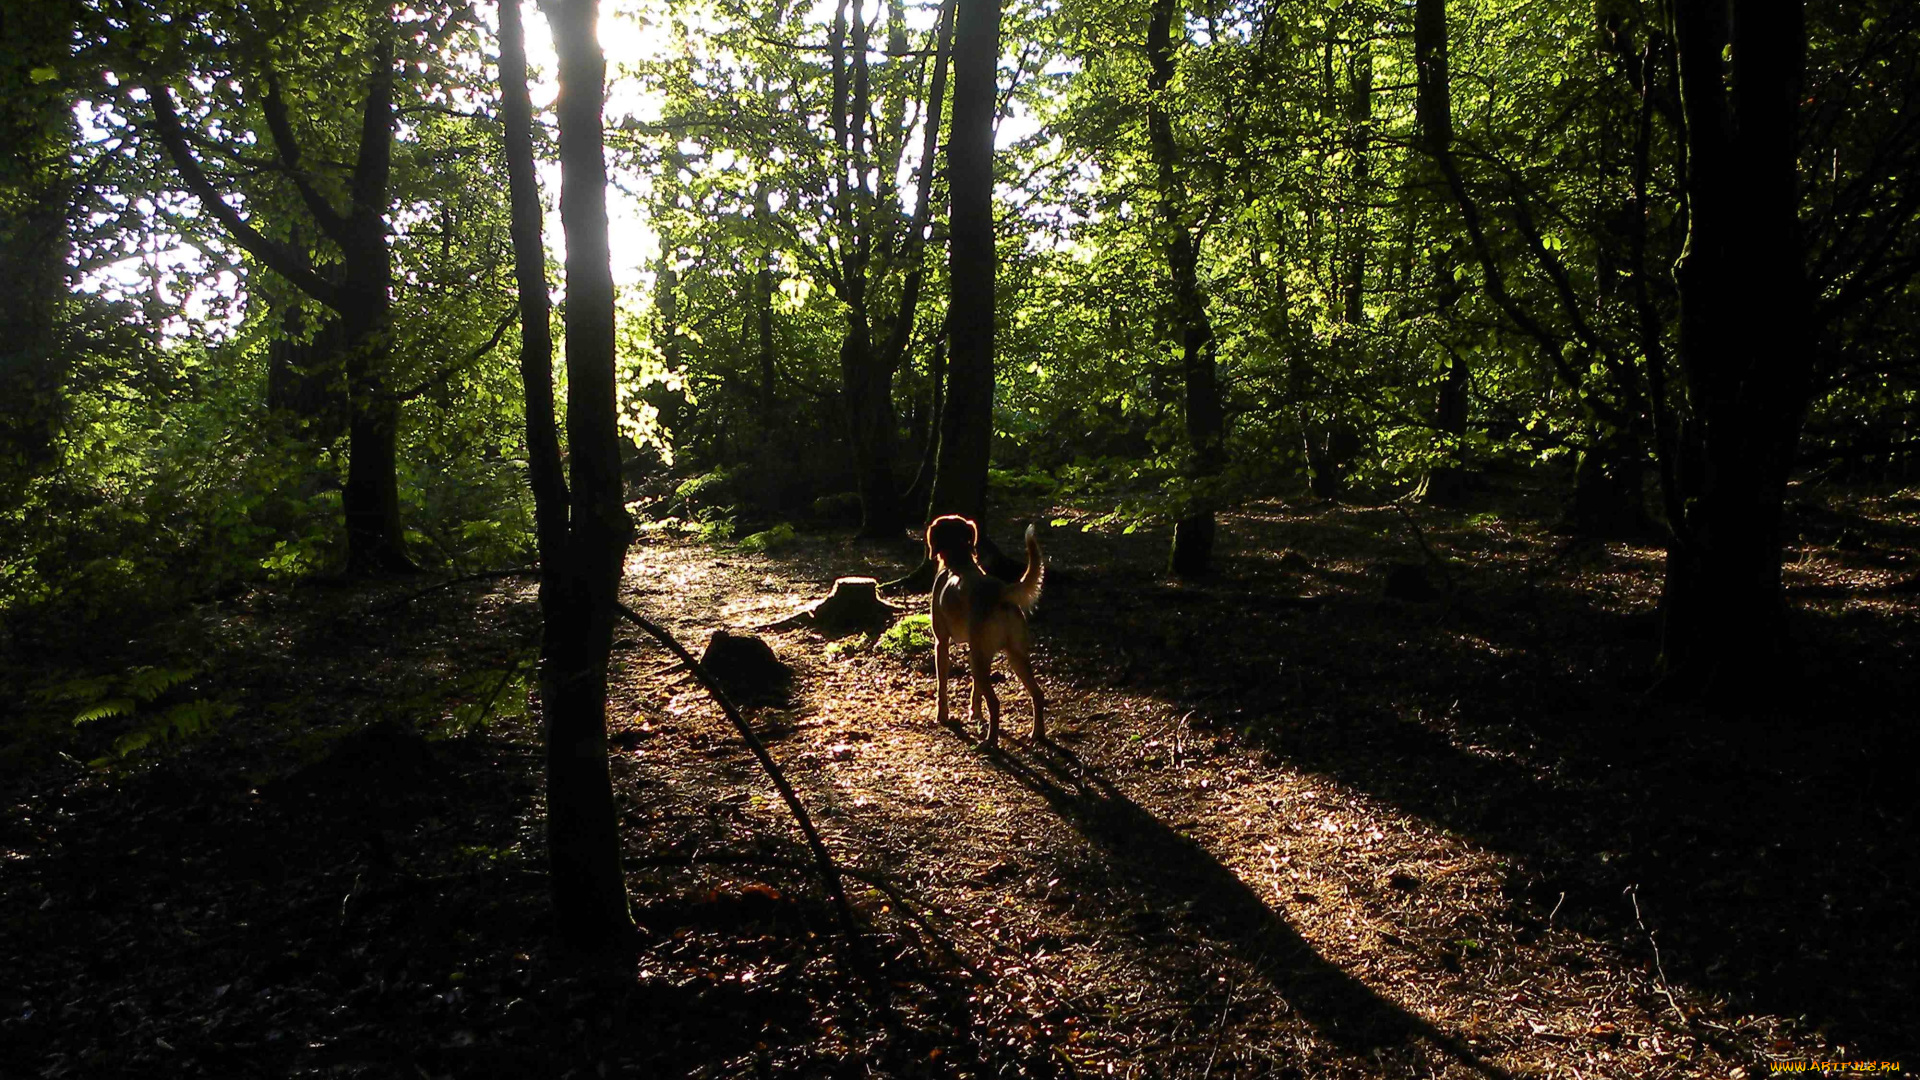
[
  {"xmin": 1147, "ymin": 0, "xmax": 1224, "ymax": 575},
  {"xmin": 506, "ymin": 0, "xmax": 635, "ymax": 949},
  {"xmin": 928, "ymin": 0, "xmax": 1000, "ymax": 524},
  {"xmin": 0, "ymin": 0, "xmax": 82, "ymax": 496},
  {"xmin": 137, "ymin": 2, "xmax": 419, "ymax": 573},
  {"xmin": 1657, "ymin": 0, "xmax": 1812, "ymax": 694}
]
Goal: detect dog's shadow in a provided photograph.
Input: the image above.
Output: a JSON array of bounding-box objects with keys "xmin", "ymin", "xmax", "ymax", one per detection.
[{"xmin": 966, "ymin": 734, "xmax": 1510, "ymax": 1078}]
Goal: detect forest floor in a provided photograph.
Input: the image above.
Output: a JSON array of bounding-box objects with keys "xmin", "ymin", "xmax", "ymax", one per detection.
[{"xmin": 4, "ymin": 478, "xmax": 1917, "ymax": 1079}]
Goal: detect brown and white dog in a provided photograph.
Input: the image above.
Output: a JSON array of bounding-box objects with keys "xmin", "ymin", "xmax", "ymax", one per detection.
[{"xmin": 926, "ymin": 515, "xmax": 1045, "ymax": 746}]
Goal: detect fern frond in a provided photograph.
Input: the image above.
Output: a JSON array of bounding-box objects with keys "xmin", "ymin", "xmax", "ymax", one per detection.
[{"xmin": 73, "ymin": 698, "xmax": 135, "ymax": 725}]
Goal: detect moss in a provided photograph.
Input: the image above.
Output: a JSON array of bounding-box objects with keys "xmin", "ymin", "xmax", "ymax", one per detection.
[
  {"xmin": 874, "ymin": 613, "xmax": 933, "ymax": 658},
  {"xmin": 738, "ymin": 522, "xmax": 797, "ymax": 554}
]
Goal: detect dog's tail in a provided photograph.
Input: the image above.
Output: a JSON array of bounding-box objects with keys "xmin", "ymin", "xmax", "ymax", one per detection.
[{"xmin": 1003, "ymin": 523, "xmax": 1044, "ymax": 612}]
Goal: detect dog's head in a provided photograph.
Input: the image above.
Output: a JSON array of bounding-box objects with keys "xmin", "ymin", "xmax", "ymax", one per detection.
[{"xmin": 925, "ymin": 514, "xmax": 979, "ymax": 569}]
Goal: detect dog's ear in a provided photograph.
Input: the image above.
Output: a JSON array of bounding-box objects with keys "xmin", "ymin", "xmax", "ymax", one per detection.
[{"xmin": 925, "ymin": 521, "xmax": 937, "ymax": 563}]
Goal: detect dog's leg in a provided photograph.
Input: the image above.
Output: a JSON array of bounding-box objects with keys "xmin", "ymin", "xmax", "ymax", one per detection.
[
  {"xmin": 1008, "ymin": 647, "xmax": 1045, "ymax": 741},
  {"xmin": 933, "ymin": 625, "xmax": 952, "ymax": 728},
  {"xmin": 969, "ymin": 647, "xmax": 1001, "ymax": 747}
]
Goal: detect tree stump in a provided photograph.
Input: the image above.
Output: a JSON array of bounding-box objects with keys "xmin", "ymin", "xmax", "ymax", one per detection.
[{"xmin": 764, "ymin": 576, "xmax": 900, "ymax": 637}]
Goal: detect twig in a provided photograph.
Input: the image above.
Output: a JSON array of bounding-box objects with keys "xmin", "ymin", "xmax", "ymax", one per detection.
[
  {"xmin": 612, "ymin": 602, "xmax": 873, "ymax": 984},
  {"xmin": 1624, "ymin": 884, "xmax": 1686, "ymax": 1022},
  {"xmin": 1201, "ymin": 975, "xmax": 1239, "ymax": 1079}
]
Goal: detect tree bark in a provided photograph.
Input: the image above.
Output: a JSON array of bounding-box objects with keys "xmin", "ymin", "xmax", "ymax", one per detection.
[
  {"xmin": 1414, "ymin": 0, "xmax": 1471, "ymax": 504},
  {"xmin": 517, "ymin": 0, "xmax": 634, "ymax": 951},
  {"xmin": 1659, "ymin": 0, "xmax": 1812, "ymax": 697},
  {"xmin": 1147, "ymin": 0, "xmax": 1224, "ymax": 576},
  {"xmin": 929, "ymin": 0, "xmax": 1000, "ymax": 524},
  {"xmin": 831, "ymin": 0, "xmax": 907, "ymax": 538},
  {"xmin": 501, "ymin": 0, "xmax": 569, "ymax": 573}
]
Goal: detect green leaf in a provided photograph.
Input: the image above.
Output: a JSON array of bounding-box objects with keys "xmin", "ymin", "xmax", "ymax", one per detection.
[
  {"xmin": 29, "ymin": 66, "xmax": 58, "ymax": 84},
  {"xmin": 74, "ymin": 698, "xmax": 136, "ymax": 725}
]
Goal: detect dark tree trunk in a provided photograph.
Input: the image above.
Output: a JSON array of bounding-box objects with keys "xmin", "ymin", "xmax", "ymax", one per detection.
[
  {"xmin": 929, "ymin": 0, "xmax": 999, "ymax": 524},
  {"xmin": 511, "ymin": 0, "xmax": 634, "ymax": 951},
  {"xmin": 841, "ymin": 320, "xmax": 904, "ymax": 536},
  {"xmin": 501, "ymin": 0, "xmax": 568, "ymax": 573},
  {"xmin": 266, "ymin": 306, "xmax": 349, "ymax": 446},
  {"xmin": 336, "ymin": 37, "xmax": 412, "ymax": 575},
  {"xmin": 339, "ymin": 280, "xmax": 412, "ymax": 574},
  {"xmin": 1413, "ymin": 0, "xmax": 1471, "ymax": 505},
  {"xmin": 0, "ymin": 0, "xmax": 73, "ymax": 488},
  {"xmin": 1659, "ymin": 0, "xmax": 1812, "ymax": 697},
  {"xmin": 892, "ymin": 0, "xmax": 956, "ymax": 525},
  {"xmin": 902, "ymin": 336, "xmax": 945, "ymax": 515},
  {"xmin": 1342, "ymin": 30, "xmax": 1372, "ymax": 328},
  {"xmin": 1147, "ymin": 0, "xmax": 1224, "ymax": 576},
  {"xmin": 830, "ymin": 0, "xmax": 906, "ymax": 538}
]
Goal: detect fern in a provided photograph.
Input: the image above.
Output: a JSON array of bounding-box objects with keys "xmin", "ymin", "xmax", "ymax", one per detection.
[
  {"xmin": 101, "ymin": 700, "xmax": 237, "ymax": 762},
  {"xmin": 72, "ymin": 698, "xmax": 136, "ymax": 725},
  {"xmin": 124, "ymin": 665, "xmax": 199, "ymax": 702}
]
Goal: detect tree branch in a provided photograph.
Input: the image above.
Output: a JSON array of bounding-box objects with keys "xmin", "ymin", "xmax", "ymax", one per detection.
[
  {"xmin": 259, "ymin": 68, "xmax": 352, "ymax": 243},
  {"xmin": 612, "ymin": 603, "xmax": 871, "ymax": 980},
  {"xmin": 147, "ymin": 84, "xmax": 341, "ymax": 308}
]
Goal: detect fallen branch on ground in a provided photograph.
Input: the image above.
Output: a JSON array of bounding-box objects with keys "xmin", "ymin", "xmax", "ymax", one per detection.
[{"xmin": 612, "ymin": 602, "xmax": 872, "ymax": 984}]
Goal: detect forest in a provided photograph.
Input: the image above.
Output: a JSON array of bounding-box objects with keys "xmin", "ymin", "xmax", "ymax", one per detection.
[{"xmin": 3, "ymin": 0, "xmax": 1917, "ymax": 1075}]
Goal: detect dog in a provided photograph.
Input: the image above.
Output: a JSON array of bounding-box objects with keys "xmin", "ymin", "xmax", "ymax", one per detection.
[{"xmin": 926, "ymin": 514, "xmax": 1045, "ymax": 747}]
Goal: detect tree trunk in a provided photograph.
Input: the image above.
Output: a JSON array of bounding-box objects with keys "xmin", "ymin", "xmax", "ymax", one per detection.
[
  {"xmin": 1658, "ymin": 0, "xmax": 1812, "ymax": 698},
  {"xmin": 841, "ymin": 320, "xmax": 904, "ymax": 536},
  {"xmin": 501, "ymin": 0, "xmax": 568, "ymax": 573},
  {"xmin": 757, "ymin": 256, "xmax": 775, "ymax": 431},
  {"xmin": 339, "ymin": 272, "xmax": 413, "ymax": 574},
  {"xmin": 266, "ymin": 305, "xmax": 349, "ymax": 446},
  {"xmin": 1414, "ymin": 0, "xmax": 1471, "ymax": 505},
  {"xmin": 515, "ymin": 0, "xmax": 634, "ymax": 951},
  {"xmin": 929, "ymin": 0, "xmax": 1000, "ymax": 524},
  {"xmin": 1147, "ymin": 0, "xmax": 1224, "ymax": 576}
]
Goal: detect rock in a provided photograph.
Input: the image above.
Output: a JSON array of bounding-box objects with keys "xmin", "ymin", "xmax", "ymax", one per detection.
[
  {"xmin": 1382, "ymin": 563, "xmax": 1439, "ymax": 602},
  {"xmin": 698, "ymin": 630, "xmax": 792, "ymax": 704}
]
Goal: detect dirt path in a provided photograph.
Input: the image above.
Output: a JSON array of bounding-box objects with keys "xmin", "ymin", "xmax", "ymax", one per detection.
[{"xmin": 594, "ymin": 500, "xmax": 1913, "ymax": 1078}]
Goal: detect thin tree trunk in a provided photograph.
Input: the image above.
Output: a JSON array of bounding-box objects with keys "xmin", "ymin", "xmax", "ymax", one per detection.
[
  {"xmin": 501, "ymin": 0, "xmax": 568, "ymax": 571},
  {"xmin": 1148, "ymin": 0, "xmax": 1224, "ymax": 576},
  {"xmin": 528, "ymin": 0, "xmax": 635, "ymax": 950},
  {"xmin": 1414, "ymin": 0, "xmax": 1471, "ymax": 504},
  {"xmin": 757, "ymin": 190, "xmax": 777, "ymax": 430}
]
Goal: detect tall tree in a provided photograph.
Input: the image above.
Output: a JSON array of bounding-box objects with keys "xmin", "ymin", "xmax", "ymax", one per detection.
[
  {"xmin": 1658, "ymin": 0, "xmax": 1813, "ymax": 694},
  {"xmin": 0, "ymin": 0, "xmax": 80, "ymax": 495},
  {"xmin": 1147, "ymin": 0, "xmax": 1224, "ymax": 575},
  {"xmin": 509, "ymin": 0, "xmax": 635, "ymax": 949},
  {"xmin": 1412, "ymin": 0, "xmax": 1471, "ymax": 504},
  {"xmin": 140, "ymin": 6, "xmax": 416, "ymax": 573},
  {"xmin": 929, "ymin": 0, "xmax": 1001, "ymax": 524}
]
